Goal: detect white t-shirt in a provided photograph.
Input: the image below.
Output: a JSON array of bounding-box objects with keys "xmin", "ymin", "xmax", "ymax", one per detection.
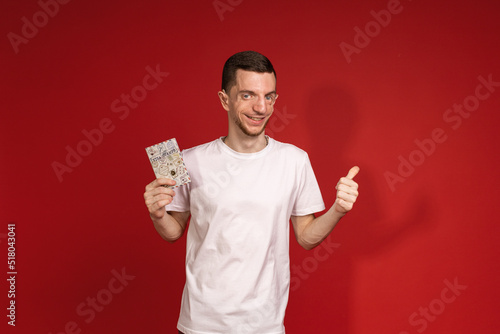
[{"xmin": 165, "ymin": 137, "xmax": 325, "ymax": 334}]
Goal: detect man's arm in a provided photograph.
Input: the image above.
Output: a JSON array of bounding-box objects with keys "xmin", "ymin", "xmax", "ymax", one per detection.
[
  {"xmin": 291, "ymin": 166, "xmax": 359, "ymax": 250},
  {"xmin": 144, "ymin": 178, "xmax": 190, "ymax": 243}
]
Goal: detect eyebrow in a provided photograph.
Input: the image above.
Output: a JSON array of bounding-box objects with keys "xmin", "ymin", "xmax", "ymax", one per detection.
[{"xmin": 238, "ymin": 89, "xmax": 277, "ymax": 96}]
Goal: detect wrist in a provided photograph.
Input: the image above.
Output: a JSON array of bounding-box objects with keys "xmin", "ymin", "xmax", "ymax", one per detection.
[{"xmin": 330, "ymin": 201, "xmax": 347, "ymax": 219}]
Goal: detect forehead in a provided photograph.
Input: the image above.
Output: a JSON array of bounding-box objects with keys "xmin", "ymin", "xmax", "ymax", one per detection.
[{"xmin": 232, "ymin": 69, "xmax": 276, "ymax": 93}]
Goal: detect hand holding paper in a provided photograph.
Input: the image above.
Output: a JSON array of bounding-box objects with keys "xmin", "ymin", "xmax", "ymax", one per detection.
[{"xmin": 145, "ymin": 138, "xmax": 191, "ymax": 188}]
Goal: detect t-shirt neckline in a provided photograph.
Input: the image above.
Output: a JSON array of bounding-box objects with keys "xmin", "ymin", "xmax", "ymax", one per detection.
[{"xmin": 218, "ymin": 135, "xmax": 273, "ymax": 159}]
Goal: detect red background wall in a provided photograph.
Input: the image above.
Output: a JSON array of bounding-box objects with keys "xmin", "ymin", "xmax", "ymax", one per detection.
[{"xmin": 2, "ymin": 0, "xmax": 500, "ymax": 333}]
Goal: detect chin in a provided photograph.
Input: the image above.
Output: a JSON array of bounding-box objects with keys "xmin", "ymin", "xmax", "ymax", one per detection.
[
  {"xmin": 242, "ymin": 123, "xmax": 269, "ymax": 137},
  {"xmin": 243, "ymin": 126, "xmax": 266, "ymax": 137}
]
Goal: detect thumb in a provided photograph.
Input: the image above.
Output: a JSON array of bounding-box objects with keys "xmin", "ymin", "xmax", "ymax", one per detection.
[{"xmin": 346, "ymin": 166, "xmax": 360, "ymax": 180}]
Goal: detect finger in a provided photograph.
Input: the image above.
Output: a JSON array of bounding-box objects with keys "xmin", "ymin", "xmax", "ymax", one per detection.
[
  {"xmin": 148, "ymin": 195, "xmax": 174, "ymax": 215},
  {"xmin": 145, "ymin": 178, "xmax": 176, "ymax": 191},
  {"xmin": 144, "ymin": 187, "xmax": 175, "ymax": 202},
  {"xmin": 336, "ymin": 183, "xmax": 359, "ymax": 197},
  {"xmin": 156, "ymin": 177, "xmax": 176, "ymax": 187},
  {"xmin": 152, "ymin": 186, "xmax": 176, "ymax": 197},
  {"xmin": 336, "ymin": 177, "xmax": 359, "ymax": 191},
  {"xmin": 346, "ymin": 166, "xmax": 360, "ymax": 180},
  {"xmin": 337, "ymin": 190, "xmax": 357, "ymax": 204},
  {"xmin": 145, "ymin": 191, "xmax": 174, "ymax": 206},
  {"xmin": 337, "ymin": 198, "xmax": 354, "ymax": 212},
  {"xmin": 152, "ymin": 198, "xmax": 172, "ymax": 212}
]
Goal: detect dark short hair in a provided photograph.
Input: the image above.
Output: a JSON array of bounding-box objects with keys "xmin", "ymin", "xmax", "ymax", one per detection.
[{"xmin": 221, "ymin": 51, "xmax": 276, "ymax": 92}]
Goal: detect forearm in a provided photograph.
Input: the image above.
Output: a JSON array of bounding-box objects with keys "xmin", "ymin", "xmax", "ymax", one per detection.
[
  {"xmin": 296, "ymin": 166, "xmax": 360, "ymax": 250},
  {"xmin": 297, "ymin": 202, "xmax": 345, "ymax": 250},
  {"xmin": 151, "ymin": 212, "xmax": 185, "ymax": 243}
]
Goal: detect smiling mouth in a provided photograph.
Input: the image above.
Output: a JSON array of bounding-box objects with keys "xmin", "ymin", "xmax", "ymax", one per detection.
[{"xmin": 246, "ymin": 115, "xmax": 265, "ymax": 121}]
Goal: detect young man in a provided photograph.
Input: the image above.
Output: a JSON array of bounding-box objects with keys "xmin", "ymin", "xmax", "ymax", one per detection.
[{"xmin": 144, "ymin": 51, "xmax": 359, "ymax": 334}]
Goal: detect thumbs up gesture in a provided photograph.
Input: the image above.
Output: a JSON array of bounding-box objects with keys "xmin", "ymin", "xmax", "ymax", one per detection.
[{"xmin": 334, "ymin": 166, "xmax": 360, "ymax": 214}]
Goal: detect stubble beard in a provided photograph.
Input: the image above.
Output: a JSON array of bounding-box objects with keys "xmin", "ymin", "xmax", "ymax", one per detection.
[{"xmin": 233, "ymin": 114, "xmax": 270, "ymax": 137}]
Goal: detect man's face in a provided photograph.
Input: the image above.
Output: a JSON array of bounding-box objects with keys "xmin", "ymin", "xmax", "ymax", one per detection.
[{"xmin": 220, "ymin": 69, "xmax": 277, "ymax": 137}]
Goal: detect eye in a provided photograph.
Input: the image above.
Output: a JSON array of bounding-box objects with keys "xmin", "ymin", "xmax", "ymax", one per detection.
[
  {"xmin": 265, "ymin": 94, "xmax": 276, "ymax": 103},
  {"xmin": 242, "ymin": 94, "xmax": 252, "ymax": 99}
]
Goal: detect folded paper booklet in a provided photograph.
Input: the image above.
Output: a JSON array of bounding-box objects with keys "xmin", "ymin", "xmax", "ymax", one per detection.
[{"xmin": 145, "ymin": 138, "xmax": 191, "ymax": 188}]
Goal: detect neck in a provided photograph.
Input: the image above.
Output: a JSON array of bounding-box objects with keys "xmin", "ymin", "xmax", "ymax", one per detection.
[{"xmin": 223, "ymin": 133, "xmax": 268, "ymax": 153}]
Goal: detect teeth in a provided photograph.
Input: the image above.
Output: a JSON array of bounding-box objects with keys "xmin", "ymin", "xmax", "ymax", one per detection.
[{"xmin": 248, "ymin": 116, "xmax": 262, "ymax": 121}]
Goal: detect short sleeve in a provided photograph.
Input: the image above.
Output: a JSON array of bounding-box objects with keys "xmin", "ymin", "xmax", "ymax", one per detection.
[{"xmin": 291, "ymin": 153, "xmax": 325, "ymax": 216}]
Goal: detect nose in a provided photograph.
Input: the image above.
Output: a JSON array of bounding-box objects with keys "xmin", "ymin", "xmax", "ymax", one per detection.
[{"xmin": 253, "ymin": 96, "xmax": 266, "ymax": 113}]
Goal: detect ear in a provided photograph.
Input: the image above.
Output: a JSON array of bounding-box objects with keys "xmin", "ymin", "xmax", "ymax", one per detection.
[{"xmin": 218, "ymin": 90, "xmax": 230, "ymax": 111}]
